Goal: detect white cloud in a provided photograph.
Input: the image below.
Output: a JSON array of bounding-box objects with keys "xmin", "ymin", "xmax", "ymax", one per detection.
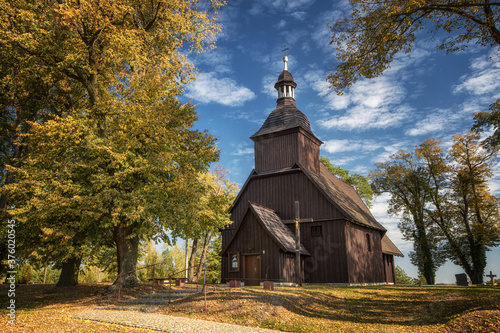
[
  {"xmin": 232, "ymin": 147, "xmax": 254, "ymax": 156},
  {"xmin": 317, "ymin": 76, "xmax": 412, "ymax": 130},
  {"xmin": 371, "ymin": 193, "xmax": 412, "ymax": 253},
  {"xmin": 223, "ymin": 110, "xmax": 264, "ymax": 125},
  {"xmin": 193, "ymin": 48, "xmax": 232, "ymax": 74},
  {"xmin": 323, "ymin": 139, "xmax": 381, "ymax": 153},
  {"xmin": 405, "ymin": 108, "xmax": 462, "ymax": 137},
  {"xmin": 262, "ymin": 74, "xmax": 278, "ymax": 99},
  {"xmin": 453, "ymin": 50, "xmax": 500, "ymax": 97},
  {"xmin": 187, "ymin": 72, "xmax": 256, "ymax": 107}
]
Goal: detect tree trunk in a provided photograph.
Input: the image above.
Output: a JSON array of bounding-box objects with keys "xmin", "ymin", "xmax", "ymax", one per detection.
[
  {"xmin": 195, "ymin": 231, "xmax": 212, "ymax": 281},
  {"xmin": 187, "ymin": 238, "xmax": 199, "ymax": 282},
  {"xmin": 419, "ymin": 228, "xmax": 435, "ymax": 285},
  {"xmin": 56, "ymin": 257, "xmax": 81, "ymax": 286},
  {"xmin": 43, "ymin": 265, "xmax": 48, "ymax": 284},
  {"xmin": 112, "ymin": 223, "xmax": 141, "ymax": 287}
]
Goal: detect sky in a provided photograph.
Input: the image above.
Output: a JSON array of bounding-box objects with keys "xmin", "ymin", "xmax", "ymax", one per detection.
[{"xmin": 181, "ymin": 0, "xmax": 500, "ymax": 284}]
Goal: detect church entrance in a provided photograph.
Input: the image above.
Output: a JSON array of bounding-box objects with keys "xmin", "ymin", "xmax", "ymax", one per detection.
[{"xmin": 244, "ymin": 255, "xmax": 261, "ymax": 286}]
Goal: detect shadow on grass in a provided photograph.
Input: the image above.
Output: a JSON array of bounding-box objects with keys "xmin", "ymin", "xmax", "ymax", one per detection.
[
  {"xmin": 0, "ymin": 283, "xmax": 158, "ymax": 311},
  {"xmin": 185, "ymin": 285, "xmax": 500, "ymax": 327}
]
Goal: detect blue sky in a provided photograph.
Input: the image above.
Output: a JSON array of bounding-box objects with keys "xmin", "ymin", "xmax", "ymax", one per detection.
[{"xmin": 182, "ymin": 0, "xmax": 500, "ymax": 283}]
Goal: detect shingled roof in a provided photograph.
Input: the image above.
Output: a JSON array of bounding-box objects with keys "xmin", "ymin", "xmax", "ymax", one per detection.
[
  {"xmin": 250, "ymin": 104, "xmax": 316, "ymax": 138},
  {"xmin": 222, "ymin": 201, "xmax": 310, "ymax": 256},
  {"xmin": 381, "ymin": 235, "xmax": 404, "ymax": 257},
  {"xmin": 301, "ymin": 162, "xmax": 387, "ymax": 232}
]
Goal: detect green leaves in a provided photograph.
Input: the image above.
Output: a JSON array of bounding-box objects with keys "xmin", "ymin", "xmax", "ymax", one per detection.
[
  {"xmin": 328, "ymin": 0, "xmax": 500, "ymax": 93},
  {"xmin": 371, "ymin": 133, "xmax": 499, "ymax": 284},
  {"xmin": 321, "ymin": 156, "xmax": 374, "ymax": 207}
]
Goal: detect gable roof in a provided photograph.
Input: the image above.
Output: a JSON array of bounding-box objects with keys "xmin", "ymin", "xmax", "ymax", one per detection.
[
  {"xmin": 302, "ymin": 162, "xmax": 387, "ymax": 232},
  {"xmin": 381, "ymin": 235, "xmax": 404, "ymax": 257},
  {"xmin": 222, "ymin": 201, "xmax": 310, "ymax": 256}
]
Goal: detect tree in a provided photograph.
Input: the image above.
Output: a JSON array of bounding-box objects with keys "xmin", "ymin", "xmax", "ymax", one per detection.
[
  {"xmin": 473, "ymin": 99, "xmax": 500, "ymax": 149},
  {"xmin": 328, "ymin": 1, "xmax": 500, "ymax": 151},
  {"xmin": 1, "ymin": 0, "xmax": 224, "ymax": 287},
  {"xmin": 418, "ymin": 134, "xmax": 499, "ymax": 284},
  {"xmin": 320, "ymin": 156, "xmax": 374, "ymax": 207},
  {"xmin": 162, "ymin": 244, "xmax": 185, "ymax": 278},
  {"xmin": 372, "ymin": 135, "xmax": 499, "ymax": 284},
  {"xmin": 174, "ymin": 167, "xmax": 237, "ymax": 282},
  {"xmin": 370, "ymin": 150, "xmax": 446, "ymax": 284},
  {"xmin": 328, "ymin": 0, "xmax": 500, "ymax": 93}
]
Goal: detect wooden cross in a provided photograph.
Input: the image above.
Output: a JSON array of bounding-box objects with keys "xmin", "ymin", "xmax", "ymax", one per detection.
[
  {"xmin": 282, "ymin": 44, "xmax": 289, "ymax": 57},
  {"xmin": 293, "ymin": 201, "xmax": 313, "ymax": 286},
  {"xmin": 486, "ymin": 271, "xmax": 497, "ymax": 286}
]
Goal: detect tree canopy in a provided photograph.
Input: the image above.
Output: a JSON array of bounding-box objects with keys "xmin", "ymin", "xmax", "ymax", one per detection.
[
  {"xmin": 328, "ymin": 0, "xmax": 500, "ymax": 93},
  {"xmin": 1, "ymin": 0, "xmax": 224, "ymax": 287},
  {"xmin": 320, "ymin": 156, "xmax": 374, "ymax": 207},
  {"xmin": 371, "ymin": 133, "xmax": 499, "ymax": 284}
]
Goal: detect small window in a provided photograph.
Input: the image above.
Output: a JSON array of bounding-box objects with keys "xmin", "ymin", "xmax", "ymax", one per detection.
[
  {"xmin": 366, "ymin": 234, "xmax": 372, "ymax": 252},
  {"xmin": 229, "ymin": 253, "xmax": 239, "ymax": 272},
  {"xmin": 311, "ymin": 226, "xmax": 322, "ymax": 237}
]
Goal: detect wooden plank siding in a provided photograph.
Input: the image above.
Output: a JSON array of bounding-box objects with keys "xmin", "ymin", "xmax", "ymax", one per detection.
[
  {"xmin": 254, "ymin": 130, "xmax": 320, "ymax": 174},
  {"xmin": 345, "ymin": 223, "xmax": 385, "ymax": 283},
  {"xmin": 383, "ymin": 254, "xmax": 396, "ymax": 284},
  {"xmin": 230, "ymin": 170, "xmax": 345, "ymax": 226},
  {"xmin": 224, "ymin": 211, "xmax": 283, "ymax": 283},
  {"xmin": 302, "ymin": 220, "xmax": 349, "ymax": 283}
]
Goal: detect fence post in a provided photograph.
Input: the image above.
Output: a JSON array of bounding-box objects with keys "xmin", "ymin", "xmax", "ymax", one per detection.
[
  {"xmin": 117, "ymin": 274, "xmax": 122, "ymax": 302},
  {"xmin": 204, "ymin": 282, "xmax": 207, "ymax": 312},
  {"xmin": 152, "ymin": 265, "xmax": 156, "ymax": 292},
  {"xmin": 169, "ymin": 276, "xmax": 172, "ymax": 304}
]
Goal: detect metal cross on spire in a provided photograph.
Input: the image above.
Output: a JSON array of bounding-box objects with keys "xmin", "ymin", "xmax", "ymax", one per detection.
[
  {"xmin": 282, "ymin": 44, "xmax": 289, "ymax": 71},
  {"xmin": 282, "ymin": 44, "xmax": 289, "ymax": 57}
]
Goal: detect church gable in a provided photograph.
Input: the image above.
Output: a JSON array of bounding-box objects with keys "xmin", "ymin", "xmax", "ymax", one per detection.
[
  {"xmin": 222, "ymin": 201, "xmax": 309, "ymax": 256},
  {"xmin": 229, "ymin": 168, "xmax": 348, "ymax": 227}
]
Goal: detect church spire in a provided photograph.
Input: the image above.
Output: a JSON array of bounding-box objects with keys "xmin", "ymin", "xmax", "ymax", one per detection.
[
  {"xmin": 275, "ymin": 45, "xmax": 297, "ymax": 103},
  {"xmin": 282, "ymin": 44, "xmax": 289, "ymax": 71}
]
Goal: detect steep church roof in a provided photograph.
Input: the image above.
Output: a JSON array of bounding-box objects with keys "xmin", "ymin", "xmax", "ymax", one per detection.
[
  {"xmin": 222, "ymin": 201, "xmax": 310, "ymax": 256},
  {"xmin": 303, "ymin": 162, "xmax": 387, "ymax": 231}
]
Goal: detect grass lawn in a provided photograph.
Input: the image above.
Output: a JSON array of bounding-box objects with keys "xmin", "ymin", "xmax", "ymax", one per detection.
[{"xmin": 1, "ymin": 283, "xmax": 499, "ymax": 332}]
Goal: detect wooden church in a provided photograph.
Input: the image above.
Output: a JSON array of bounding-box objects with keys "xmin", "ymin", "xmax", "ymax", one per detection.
[{"xmin": 220, "ymin": 54, "xmax": 403, "ymax": 286}]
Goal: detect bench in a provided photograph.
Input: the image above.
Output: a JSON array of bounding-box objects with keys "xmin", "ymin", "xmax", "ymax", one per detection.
[{"xmin": 148, "ymin": 278, "xmax": 168, "ymax": 285}]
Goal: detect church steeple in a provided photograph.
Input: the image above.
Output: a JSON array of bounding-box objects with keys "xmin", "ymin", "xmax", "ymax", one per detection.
[
  {"xmin": 275, "ymin": 47, "xmax": 297, "ymax": 105},
  {"xmin": 250, "ymin": 51, "xmax": 323, "ymax": 174}
]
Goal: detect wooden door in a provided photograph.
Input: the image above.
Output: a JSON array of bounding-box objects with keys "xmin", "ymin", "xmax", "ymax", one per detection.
[{"xmin": 244, "ymin": 255, "xmax": 261, "ymax": 286}]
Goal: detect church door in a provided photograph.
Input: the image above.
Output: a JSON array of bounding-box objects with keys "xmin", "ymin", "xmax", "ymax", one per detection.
[{"xmin": 244, "ymin": 255, "xmax": 261, "ymax": 286}]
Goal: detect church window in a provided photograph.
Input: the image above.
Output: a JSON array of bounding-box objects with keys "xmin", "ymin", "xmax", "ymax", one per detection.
[
  {"xmin": 311, "ymin": 226, "xmax": 322, "ymax": 237},
  {"xmin": 229, "ymin": 253, "xmax": 239, "ymax": 272},
  {"xmin": 366, "ymin": 234, "xmax": 372, "ymax": 252}
]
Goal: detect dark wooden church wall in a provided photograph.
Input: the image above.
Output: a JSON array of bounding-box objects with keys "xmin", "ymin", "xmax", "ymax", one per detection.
[
  {"xmin": 224, "ymin": 212, "xmax": 282, "ymax": 283},
  {"xmin": 302, "ymin": 220, "xmax": 349, "ymax": 283},
  {"xmin": 346, "ymin": 224, "xmax": 385, "ymax": 283},
  {"xmin": 383, "ymin": 254, "xmax": 396, "ymax": 284},
  {"xmin": 297, "ymin": 132, "xmax": 320, "ymax": 174},
  {"xmin": 254, "ymin": 133, "xmax": 299, "ymax": 172},
  {"xmin": 280, "ymin": 252, "xmax": 305, "ymax": 283},
  {"xmin": 230, "ymin": 171, "xmax": 345, "ymax": 226}
]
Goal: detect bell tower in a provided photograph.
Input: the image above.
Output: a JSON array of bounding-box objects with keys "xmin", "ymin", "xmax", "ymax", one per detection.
[{"xmin": 250, "ymin": 51, "xmax": 322, "ymax": 174}]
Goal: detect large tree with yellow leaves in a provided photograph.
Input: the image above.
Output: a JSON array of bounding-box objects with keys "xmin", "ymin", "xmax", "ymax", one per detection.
[{"xmin": 1, "ymin": 0, "xmax": 223, "ymax": 286}]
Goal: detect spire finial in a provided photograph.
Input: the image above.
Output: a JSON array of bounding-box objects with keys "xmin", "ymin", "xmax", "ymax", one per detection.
[{"xmin": 282, "ymin": 44, "xmax": 289, "ymax": 71}]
